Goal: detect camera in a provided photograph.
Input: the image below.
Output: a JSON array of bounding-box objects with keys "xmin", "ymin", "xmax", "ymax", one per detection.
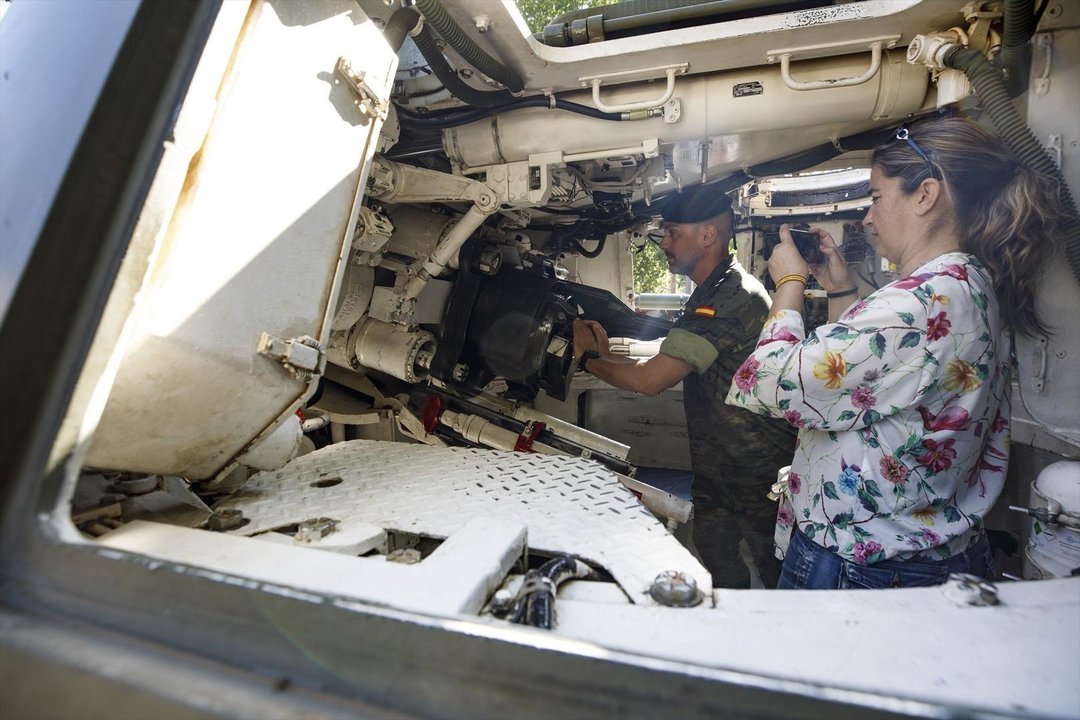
[{"xmin": 787, "ymin": 228, "xmax": 826, "ymax": 265}]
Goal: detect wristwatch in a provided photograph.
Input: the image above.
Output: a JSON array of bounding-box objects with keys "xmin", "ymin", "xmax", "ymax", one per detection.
[{"xmin": 577, "ymin": 350, "xmax": 601, "ymax": 374}]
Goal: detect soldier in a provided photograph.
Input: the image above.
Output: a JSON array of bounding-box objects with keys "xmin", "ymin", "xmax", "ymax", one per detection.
[{"xmin": 572, "ymin": 187, "xmax": 797, "ymax": 589}]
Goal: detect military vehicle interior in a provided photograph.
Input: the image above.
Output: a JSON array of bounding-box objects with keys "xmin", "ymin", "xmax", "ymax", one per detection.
[{"xmin": 11, "ymin": 1, "xmax": 1076, "ymax": 715}]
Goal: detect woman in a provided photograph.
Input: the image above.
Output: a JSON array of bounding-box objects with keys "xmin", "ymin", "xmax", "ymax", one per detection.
[{"xmin": 726, "ymin": 117, "xmax": 1064, "ymax": 589}]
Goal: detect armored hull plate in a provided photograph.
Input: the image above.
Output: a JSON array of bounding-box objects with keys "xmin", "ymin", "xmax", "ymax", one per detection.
[{"xmin": 217, "ymin": 440, "xmax": 710, "ymax": 602}]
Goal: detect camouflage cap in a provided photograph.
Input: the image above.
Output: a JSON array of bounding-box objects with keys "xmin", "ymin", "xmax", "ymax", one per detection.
[{"xmin": 660, "ymin": 186, "xmax": 733, "ymax": 224}]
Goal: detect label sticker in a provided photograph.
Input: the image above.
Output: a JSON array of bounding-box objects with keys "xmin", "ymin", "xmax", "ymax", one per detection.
[{"xmin": 733, "ymin": 81, "xmax": 764, "ymax": 98}]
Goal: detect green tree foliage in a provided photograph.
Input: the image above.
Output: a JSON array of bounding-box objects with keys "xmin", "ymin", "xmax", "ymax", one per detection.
[
  {"xmin": 632, "ymin": 243, "xmax": 673, "ymax": 294},
  {"xmin": 514, "ymin": 0, "xmax": 612, "ymax": 33}
]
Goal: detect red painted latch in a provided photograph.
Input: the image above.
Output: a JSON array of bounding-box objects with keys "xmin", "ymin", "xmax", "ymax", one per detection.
[
  {"xmin": 420, "ymin": 394, "xmax": 443, "ymax": 433},
  {"xmin": 514, "ymin": 420, "xmax": 546, "ymax": 453}
]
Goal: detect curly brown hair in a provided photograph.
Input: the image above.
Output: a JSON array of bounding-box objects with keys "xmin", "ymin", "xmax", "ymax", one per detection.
[{"xmin": 871, "ymin": 116, "xmax": 1063, "ymax": 336}]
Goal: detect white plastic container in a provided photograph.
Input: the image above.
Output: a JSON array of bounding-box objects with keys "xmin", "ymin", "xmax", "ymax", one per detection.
[{"xmin": 1023, "ymin": 461, "xmax": 1080, "ymax": 579}]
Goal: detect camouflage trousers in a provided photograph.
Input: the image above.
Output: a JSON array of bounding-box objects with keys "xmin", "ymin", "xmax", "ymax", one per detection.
[{"xmin": 691, "ymin": 470, "xmax": 781, "ymax": 589}]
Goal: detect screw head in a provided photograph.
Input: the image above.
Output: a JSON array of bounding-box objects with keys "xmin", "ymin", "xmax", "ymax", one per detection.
[{"xmin": 649, "ymin": 570, "xmax": 703, "ymax": 607}]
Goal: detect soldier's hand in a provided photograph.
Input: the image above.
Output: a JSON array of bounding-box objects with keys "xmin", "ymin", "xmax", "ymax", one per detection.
[
  {"xmin": 580, "ymin": 320, "xmax": 613, "ymax": 359},
  {"xmin": 572, "ymin": 319, "xmax": 598, "ymax": 361}
]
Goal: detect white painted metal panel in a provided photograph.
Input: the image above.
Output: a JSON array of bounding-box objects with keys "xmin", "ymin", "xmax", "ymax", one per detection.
[
  {"xmin": 216, "ymin": 440, "xmax": 711, "ymax": 601},
  {"xmin": 87, "ymin": 0, "xmax": 397, "ymax": 478},
  {"xmin": 1016, "ymin": 26, "xmax": 1080, "ymax": 445}
]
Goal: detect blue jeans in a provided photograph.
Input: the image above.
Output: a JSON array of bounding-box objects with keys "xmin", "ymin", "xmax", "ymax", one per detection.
[{"xmin": 777, "ymin": 526, "xmax": 993, "ymax": 590}]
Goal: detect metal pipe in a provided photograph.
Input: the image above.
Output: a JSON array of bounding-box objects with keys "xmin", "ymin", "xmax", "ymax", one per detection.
[
  {"xmin": 352, "ymin": 318, "xmax": 437, "ymax": 383},
  {"xmin": 402, "ymin": 203, "xmax": 492, "ymax": 301},
  {"xmin": 634, "ymin": 293, "xmax": 688, "ymax": 310},
  {"xmin": 440, "ymin": 409, "xmax": 560, "ymax": 455}
]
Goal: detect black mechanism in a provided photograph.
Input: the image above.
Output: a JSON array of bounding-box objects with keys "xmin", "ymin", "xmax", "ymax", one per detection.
[
  {"xmin": 564, "ymin": 281, "xmax": 673, "ymax": 341},
  {"xmin": 462, "ymin": 267, "xmax": 576, "ymax": 401}
]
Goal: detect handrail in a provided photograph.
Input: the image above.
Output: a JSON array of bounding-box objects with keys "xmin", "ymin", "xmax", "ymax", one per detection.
[
  {"xmin": 779, "ymin": 41, "xmax": 883, "ymax": 91},
  {"xmin": 579, "ymin": 62, "xmax": 689, "ymax": 114}
]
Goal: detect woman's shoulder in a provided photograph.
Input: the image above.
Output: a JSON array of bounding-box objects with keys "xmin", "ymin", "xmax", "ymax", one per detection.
[{"xmin": 838, "ymin": 253, "xmax": 993, "ymax": 327}]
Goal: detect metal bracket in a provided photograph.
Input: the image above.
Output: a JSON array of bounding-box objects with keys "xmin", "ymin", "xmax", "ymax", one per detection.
[
  {"xmin": 1032, "ymin": 335, "xmax": 1049, "ymax": 392},
  {"xmin": 353, "ymin": 206, "xmax": 394, "ymax": 253},
  {"xmin": 335, "ymin": 57, "xmax": 389, "ymax": 121},
  {"xmin": 1034, "ymin": 33, "xmax": 1053, "ymax": 97},
  {"xmin": 1047, "ymin": 134, "xmax": 1063, "ymax": 170},
  {"xmin": 257, "ymin": 333, "xmax": 326, "ymax": 382},
  {"xmin": 942, "ymin": 573, "xmax": 1000, "ymax": 607},
  {"xmin": 662, "ymin": 98, "xmax": 682, "ymax": 124}
]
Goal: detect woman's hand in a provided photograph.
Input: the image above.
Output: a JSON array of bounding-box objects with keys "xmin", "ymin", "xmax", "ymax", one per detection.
[
  {"xmin": 805, "ymin": 227, "xmax": 857, "ymax": 294},
  {"xmin": 768, "ymin": 225, "xmax": 811, "ymax": 283}
]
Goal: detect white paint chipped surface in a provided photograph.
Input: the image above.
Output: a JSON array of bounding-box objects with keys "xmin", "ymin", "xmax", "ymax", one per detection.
[
  {"xmin": 216, "ymin": 440, "xmax": 710, "ymax": 601},
  {"xmin": 99, "ymin": 516, "xmax": 525, "ymax": 616}
]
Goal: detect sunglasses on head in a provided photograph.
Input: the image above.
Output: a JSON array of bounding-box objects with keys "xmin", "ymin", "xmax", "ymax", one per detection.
[{"xmin": 889, "ymin": 126, "xmax": 942, "ymax": 180}]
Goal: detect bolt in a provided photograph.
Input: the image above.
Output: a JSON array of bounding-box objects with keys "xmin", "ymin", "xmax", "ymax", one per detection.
[
  {"xmin": 478, "ymin": 247, "xmax": 502, "ymax": 275},
  {"xmin": 649, "ymin": 570, "xmax": 702, "ymax": 607},
  {"xmin": 207, "ymin": 509, "xmax": 247, "ymax": 532},
  {"xmin": 459, "ymin": 68, "xmax": 474, "ymax": 79},
  {"xmin": 451, "ymin": 363, "xmax": 469, "ymax": 382},
  {"xmin": 297, "ymin": 517, "xmax": 337, "ymax": 543},
  {"xmin": 1046, "ymin": 3, "xmax": 1061, "ymax": 18}
]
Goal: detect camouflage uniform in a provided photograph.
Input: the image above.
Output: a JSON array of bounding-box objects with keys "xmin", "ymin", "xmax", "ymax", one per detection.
[{"xmin": 659, "ymin": 256, "xmax": 797, "ymax": 588}]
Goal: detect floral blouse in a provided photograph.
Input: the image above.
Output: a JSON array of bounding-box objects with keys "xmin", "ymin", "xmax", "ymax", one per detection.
[{"xmin": 725, "ymin": 253, "xmax": 1012, "ymax": 564}]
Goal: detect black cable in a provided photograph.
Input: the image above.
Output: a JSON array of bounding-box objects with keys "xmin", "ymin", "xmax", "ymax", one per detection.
[
  {"xmin": 854, "ymin": 263, "xmax": 881, "ymax": 290},
  {"xmin": 395, "ymin": 95, "xmax": 622, "ymax": 128},
  {"xmin": 1033, "ymin": 0, "xmax": 1049, "ymax": 28},
  {"xmin": 569, "ymin": 235, "xmax": 606, "ymax": 258},
  {"xmin": 410, "ymin": 20, "xmax": 517, "ymax": 107}
]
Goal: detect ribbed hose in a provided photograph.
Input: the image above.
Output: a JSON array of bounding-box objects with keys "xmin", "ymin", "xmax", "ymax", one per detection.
[
  {"xmin": 384, "ymin": 6, "xmax": 420, "ymax": 53},
  {"xmin": 413, "ymin": 0, "xmax": 524, "ymax": 93},
  {"xmin": 943, "ymin": 45, "xmax": 1080, "ymax": 288},
  {"xmin": 410, "ymin": 20, "xmax": 516, "ymax": 108},
  {"xmin": 998, "ymin": 0, "xmax": 1037, "ymax": 98},
  {"xmin": 522, "ymin": 556, "xmax": 589, "ymax": 630}
]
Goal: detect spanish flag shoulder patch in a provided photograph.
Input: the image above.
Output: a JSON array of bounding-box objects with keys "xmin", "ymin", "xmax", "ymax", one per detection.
[{"xmin": 694, "ymin": 306, "xmax": 717, "ymax": 317}]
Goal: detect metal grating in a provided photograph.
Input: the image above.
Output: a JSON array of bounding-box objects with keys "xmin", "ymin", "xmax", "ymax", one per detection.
[{"xmin": 217, "ymin": 440, "xmax": 710, "ymax": 603}]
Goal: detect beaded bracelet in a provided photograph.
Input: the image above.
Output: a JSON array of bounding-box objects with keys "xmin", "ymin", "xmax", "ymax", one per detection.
[{"xmin": 774, "ymin": 274, "xmax": 807, "ymax": 290}]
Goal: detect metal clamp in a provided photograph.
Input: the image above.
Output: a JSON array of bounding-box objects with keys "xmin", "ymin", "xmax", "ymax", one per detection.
[
  {"xmin": 335, "ymin": 57, "xmax": 388, "ymax": 120},
  {"xmin": 257, "ymin": 333, "xmax": 325, "ymax": 382}
]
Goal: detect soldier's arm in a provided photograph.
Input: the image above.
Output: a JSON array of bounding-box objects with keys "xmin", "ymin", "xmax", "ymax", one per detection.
[{"xmin": 582, "ymin": 352, "xmax": 693, "ymax": 397}]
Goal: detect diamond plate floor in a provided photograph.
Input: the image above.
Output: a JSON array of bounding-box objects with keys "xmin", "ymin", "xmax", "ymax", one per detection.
[{"xmin": 217, "ymin": 440, "xmax": 710, "ymax": 603}]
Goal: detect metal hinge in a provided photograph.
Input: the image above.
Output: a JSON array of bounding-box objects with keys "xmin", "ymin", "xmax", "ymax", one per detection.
[
  {"xmin": 257, "ymin": 333, "xmax": 326, "ymax": 382},
  {"xmin": 335, "ymin": 57, "xmax": 388, "ymax": 121}
]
